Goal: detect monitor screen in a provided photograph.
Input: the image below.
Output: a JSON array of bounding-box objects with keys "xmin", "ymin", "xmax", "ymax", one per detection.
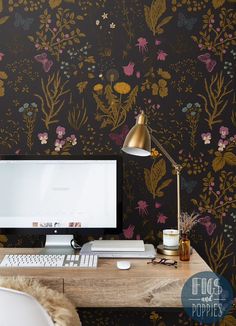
[{"xmin": 0, "ymin": 156, "xmax": 122, "ymax": 234}]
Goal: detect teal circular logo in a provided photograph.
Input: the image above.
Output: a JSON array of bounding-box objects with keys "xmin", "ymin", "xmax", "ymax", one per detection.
[{"xmin": 181, "ymin": 271, "xmax": 233, "ymax": 323}]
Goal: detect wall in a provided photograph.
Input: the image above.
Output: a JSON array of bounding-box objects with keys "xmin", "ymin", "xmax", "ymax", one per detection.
[{"xmin": 0, "ymin": 0, "xmax": 235, "ymax": 324}]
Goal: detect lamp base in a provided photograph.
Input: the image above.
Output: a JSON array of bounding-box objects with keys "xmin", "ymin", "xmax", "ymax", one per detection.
[{"xmin": 156, "ymin": 244, "xmax": 179, "ymax": 256}]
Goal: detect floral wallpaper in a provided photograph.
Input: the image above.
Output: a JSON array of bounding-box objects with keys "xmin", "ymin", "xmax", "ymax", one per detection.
[{"xmin": 0, "ymin": 0, "xmax": 236, "ymax": 324}]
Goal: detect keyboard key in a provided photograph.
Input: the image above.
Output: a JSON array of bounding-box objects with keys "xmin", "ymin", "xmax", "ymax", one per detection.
[
  {"xmin": 93, "ymin": 255, "xmax": 98, "ymax": 268},
  {"xmin": 85, "ymin": 255, "xmax": 89, "ymax": 266},
  {"xmin": 89, "ymin": 255, "xmax": 93, "ymax": 267}
]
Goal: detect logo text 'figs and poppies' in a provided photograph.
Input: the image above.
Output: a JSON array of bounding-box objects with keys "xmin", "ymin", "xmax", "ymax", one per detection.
[{"xmin": 181, "ymin": 271, "xmax": 233, "ymax": 323}]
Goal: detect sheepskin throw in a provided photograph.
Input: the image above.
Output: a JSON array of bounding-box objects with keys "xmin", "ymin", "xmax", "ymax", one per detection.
[{"xmin": 0, "ymin": 277, "xmax": 81, "ymax": 326}]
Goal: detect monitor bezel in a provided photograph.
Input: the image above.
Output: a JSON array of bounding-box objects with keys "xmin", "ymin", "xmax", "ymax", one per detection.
[{"xmin": 0, "ymin": 154, "xmax": 123, "ymax": 236}]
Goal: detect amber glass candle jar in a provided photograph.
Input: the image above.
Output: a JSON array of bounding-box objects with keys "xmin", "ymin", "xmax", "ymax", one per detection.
[{"xmin": 179, "ymin": 233, "xmax": 190, "ymax": 261}]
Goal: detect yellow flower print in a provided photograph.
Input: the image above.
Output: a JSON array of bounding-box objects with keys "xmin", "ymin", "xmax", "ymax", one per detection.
[
  {"xmin": 93, "ymin": 83, "xmax": 103, "ymax": 93},
  {"xmin": 0, "ymin": 71, "xmax": 7, "ymax": 79},
  {"xmin": 158, "ymin": 79, "xmax": 167, "ymax": 88},
  {"xmin": 150, "ymin": 311, "xmax": 159, "ymax": 321},
  {"xmin": 159, "ymin": 87, "xmax": 168, "ymax": 97},
  {"xmin": 0, "ymin": 71, "xmax": 8, "ymax": 97},
  {"xmin": 114, "ymin": 82, "xmax": 131, "ymax": 95},
  {"xmin": 151, "ymin": 83, "xmax": 159, "ymax": 96},
  {"xmin": 49, "ymin": 0, "xmax": 62, "ymax": 9},
  {"xmin": 0, "ymin": 80, "xmax": 4, "ymax": 92},
  {"xmin": 157, "ymin": 68, "xmax": 171, "ymax": 80},
  {"xmin": 151, "ymin": 79, "xmax": 168, "ymax": 97},
  {"xmin": 0, "ymin": 234, "xmax": 8, "ymax": 247},
  {"xmin": 151, "ymin": 148, "xmax": 160, "ymax": 158},
  {"xmin": 158, "ymin": 79, "xmax": 168, "ymax": 98}
]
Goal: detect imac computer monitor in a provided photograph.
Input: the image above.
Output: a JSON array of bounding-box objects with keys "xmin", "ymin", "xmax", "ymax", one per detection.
[{"xmin": 0, "ymin": 155, "xmax": 122, "ymax": 252}]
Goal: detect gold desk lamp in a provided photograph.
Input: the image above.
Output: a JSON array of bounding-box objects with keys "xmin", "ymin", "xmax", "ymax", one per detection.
[{"xmin": 122, "ymin": 111, "xmax": 182, "ymax": 255}]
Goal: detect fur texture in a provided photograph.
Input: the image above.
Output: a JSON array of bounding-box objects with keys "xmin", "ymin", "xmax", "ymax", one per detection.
[{"xmin": 0, "ymin": 277, "xmax": 81, "ymax": 326}]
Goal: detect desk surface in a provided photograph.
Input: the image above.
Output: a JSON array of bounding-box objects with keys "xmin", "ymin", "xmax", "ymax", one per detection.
[{"xmin": 0, "ymin": 248, "xmax": 211, "ymax": 308}]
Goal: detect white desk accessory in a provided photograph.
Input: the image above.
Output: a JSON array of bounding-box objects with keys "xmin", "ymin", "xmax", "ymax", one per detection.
[
  {"xmin": 163, "ymin": 229, "xmax": 179, "ymax": 248},
  {"xmin": 80, "ymin": 241, "xmax": 156, "ymax": 258},
  {"xmin": 91, "ymin": 240, "xmax": 145, "ymax": 252},
  {"xmin": 117, "ymin": 261, "xmax": 131, "ymax": 270}
]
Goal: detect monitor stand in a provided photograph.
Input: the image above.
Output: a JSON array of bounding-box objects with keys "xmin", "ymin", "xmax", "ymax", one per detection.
[{"xmin": 41, "ymin": 235, "xmax": 76, "ymax": 255}]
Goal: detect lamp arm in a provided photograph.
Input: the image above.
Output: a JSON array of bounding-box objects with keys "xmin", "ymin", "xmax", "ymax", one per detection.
[{"xmin": 151, "ymin": 133, "xmax": 182, "ymax": 231}]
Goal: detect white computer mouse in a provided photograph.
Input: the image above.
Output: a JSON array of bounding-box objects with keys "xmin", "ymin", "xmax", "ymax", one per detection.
[{"xmin": 116, "ymin": 261, "xmax": 131, "ymax": 270}]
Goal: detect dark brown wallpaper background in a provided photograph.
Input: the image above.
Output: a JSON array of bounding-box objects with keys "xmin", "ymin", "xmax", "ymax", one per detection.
[{"xmin": 0, "ymin": 0, "xmax": 235, "ymax": 324}]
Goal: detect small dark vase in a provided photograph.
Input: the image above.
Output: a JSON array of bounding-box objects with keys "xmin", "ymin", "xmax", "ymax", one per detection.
[{"xmin": 179, "ymin": 233, "xmax": 190, "ymax": 261}]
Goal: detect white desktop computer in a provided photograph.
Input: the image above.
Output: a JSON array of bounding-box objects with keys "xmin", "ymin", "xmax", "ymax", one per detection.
[{"xmin": 0, "ymin": 155, "xmax": 155, "ymax": 258}]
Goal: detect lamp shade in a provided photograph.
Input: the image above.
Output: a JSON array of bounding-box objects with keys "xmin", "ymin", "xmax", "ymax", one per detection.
[{"xmin": 122, "ymin": 111, "xmax": 151, "ymax": 156}]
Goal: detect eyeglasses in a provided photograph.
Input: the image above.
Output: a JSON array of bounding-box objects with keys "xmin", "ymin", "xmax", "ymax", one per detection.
[{"xmin": 147, "ymin": 257, "xmax": 178, "ymax": 268}]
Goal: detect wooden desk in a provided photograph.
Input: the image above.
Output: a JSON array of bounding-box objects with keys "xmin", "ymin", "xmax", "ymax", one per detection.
[{"xmin": 0, "ymin": 248, "xmax": 211, "ymax": 308}]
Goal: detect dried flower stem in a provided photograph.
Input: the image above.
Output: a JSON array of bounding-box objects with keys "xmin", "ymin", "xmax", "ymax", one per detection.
[
  {"xmin": 180, "ymin": 212, "xmax": 199, "ymax": 234},
  {"xmin": 35, "ymin": 72, "xmax": 69, "ymax": 130},
  {"xmin": 198, "ymin": 73, "xmax": 233, "ymax": 130},
  {"xmin": 205, "ymin": 235, "xmax": 232, "ymax": 275}
]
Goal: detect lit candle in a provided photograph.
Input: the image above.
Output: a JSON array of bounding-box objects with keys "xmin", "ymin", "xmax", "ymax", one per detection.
[{"xmin": 163, "ymin": 229, "xmax": 179, "ymax": 248}]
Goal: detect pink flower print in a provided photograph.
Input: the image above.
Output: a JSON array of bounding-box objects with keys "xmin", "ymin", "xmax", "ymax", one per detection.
[
  {"xmin": 123, "ymin": 62, "xmax": 135, "ymax": 76},
  {"xmin": 67, "ymin": 135, "xmax": 77, "ymax": 145},
  {"xmin": 155, "ymin": 202, "xmax": 162, "ymax": 209},
  {"xmin": 55, "ymin": 139, "xmax": 65, "ymax": 152},
  {"xmin": 136, "ymin": 71, "xmax": 141, "ymax": 78},
  {"xmin": 136, "ymin": 234, "xmax": 141, "ymax": 240},
  {"xmin": 201, "ymin": 132, "xmax": 211, "ymax": 144},
  {"xmin": 135, "ymin": 200, "xmax": 148, "ymax": 216},
  {"xmin": 70, "ymin": 134, "xmax": 77, "ymax": 146},
  {"xmin": 229, "ymin": 136, "xmax": 235, "ymax": 141},
  {"xmin": 123, "ymin": 225, "xmax": 135, "ymax": 239},
  {"xmin": 157, "ymin": 50, "xmax": 167, "ymax": 61},
  {"xmin": 152, "ymin": 104, "xmax": 160, "ymax": 110},
  {"xmin": 219, "ymin": 126, "xmax": 229, "ymax": 139},
  {"xmin": 198, "ymin": 216, "xmax": 216, "ymax": 236},
  {"xmin": 0, "ymin": 52, "xmax": 4, "ymax": 61},
  {"xmin": 218, "ymin": 139, "xmax": 228, "ymax": 151},
  {"xmin": 136, "ymin": 37, "xmax": 148, "ymax": 54},
  {"xmin": 155, "ymin": 39, "xmax": 161, "ymax": 45},
  {"xmin": 157, "ymin": 213, "xmax": 168, "ymax": 224},
  {"xmin": 38, "ymin": 132, "xmax": 48, "ymax": 144},
  {"xmin": 56, "ymin": 126, "xmax": 66, "ymax": 139}
]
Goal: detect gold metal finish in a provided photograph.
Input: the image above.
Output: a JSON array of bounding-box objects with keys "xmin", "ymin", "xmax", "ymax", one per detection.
[
  {"xmin": 122, "ymin": 111, "xmax": 151, "ymax": 155},
  {"xmin": 122, "ymin": 111, "xmax": 183, "ymax": 255},
  {"xmin": 156, "ymin": 244, "xmax": 192, "ymax": 256},
  {"xmin": 176, "ymin": 169, "xmax": 181, "ymax": 231},
  {"xmin": 156, "ymin": 244, "xmax": 179, "ymax": 256},
  {"xmin": 151, "ymin": 133, "xmax": 182, "ymax": 231},
  {"xmin": 136, "ymin": 110, "xmax": 147, "ymax": 125}
]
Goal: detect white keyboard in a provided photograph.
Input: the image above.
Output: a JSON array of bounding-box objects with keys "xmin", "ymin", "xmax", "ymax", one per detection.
[{"xmin": 0, "ymin": 254, "xmax": 98, "ymax": 268}]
